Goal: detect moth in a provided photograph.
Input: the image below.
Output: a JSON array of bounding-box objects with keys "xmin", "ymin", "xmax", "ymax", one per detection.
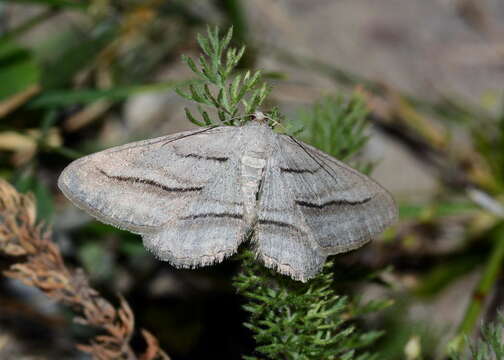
[{"xmin": 58, "ymin": 112, "xmax": 397, "ymax": 281}]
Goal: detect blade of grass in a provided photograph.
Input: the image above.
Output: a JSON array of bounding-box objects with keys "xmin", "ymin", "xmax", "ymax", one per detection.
[
  {"xmin": 29, "ymin": 80, "xmax": 197, "ymax": 108},
  {"xmin": 219, "ymin": 0, "xmax": 248, "ymax": 45},
  {"xmin": 448, "ymin": 223, "xmax": 504, "ymax": 353},
  {"xmin": 41, "ymin": 26, "xmax": 116, "ymax": 90},
  {"xmin": 47, "ymin": 145, "xmax": 82, "ymax": 159},
  {"xmin": 0, "ymin": 8, "xmax": 60, "ymax": 43},
  {"xmin": 0, "ymin": 84, "xmax": 41, "ymax": 118},
  {"xmin": 0, "ymin": 42, "xmax": 41, "ymax": 101},
  {"xmin": 6, "ymin": 0, "xmax": 88, "ymax": 9}
]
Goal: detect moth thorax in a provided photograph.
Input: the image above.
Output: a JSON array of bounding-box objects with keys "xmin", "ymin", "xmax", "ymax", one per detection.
[{"xmin": 241, "ymin": 155, "xmax": 267, "ymax": 225}]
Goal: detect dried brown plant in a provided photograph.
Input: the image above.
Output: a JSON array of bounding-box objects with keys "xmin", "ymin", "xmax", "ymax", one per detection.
[{"xmin": 0, "ymin": 179, "xmax": 170, "ymax": 360}]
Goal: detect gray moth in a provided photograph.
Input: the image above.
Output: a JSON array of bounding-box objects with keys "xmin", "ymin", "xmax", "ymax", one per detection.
[{"xmin": 58, "ymin": 112, "xmax": 397, "ymax": 281}]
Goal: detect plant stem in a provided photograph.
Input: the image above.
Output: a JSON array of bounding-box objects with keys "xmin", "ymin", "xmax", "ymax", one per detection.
[
  {"xmin": 450, "ymin": 223, "xmax": 504, "ymax": 352},
  {"xmin": 220, "ymin": 0, "xmax": 247, "ymax": 44}
]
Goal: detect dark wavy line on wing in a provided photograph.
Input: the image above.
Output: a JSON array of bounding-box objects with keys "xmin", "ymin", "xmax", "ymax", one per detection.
[
  {"xmin": 295, "ymin": 196, "xmax": 373, "ymax": 209},
  {"xmin": 257, "ymin": 219, "xmax": 303, "ymax": 233},
  {"xmin": 97, "ymin": 168, "xmax": 203, "ymax": 193},
  {"xmin": 177, "ymin": 152, "xmax": 229, "ymax": 162},
  {"xmin": 280, "ymin": 167, "xmax": 319, "ymax": 174},
  {"xmin": 286, "ymin": 136, "xmax": 340, "ymax": 183},
  {"xmin": 181, "ymin": 212, "xmax": 243, "ymax": 220}
]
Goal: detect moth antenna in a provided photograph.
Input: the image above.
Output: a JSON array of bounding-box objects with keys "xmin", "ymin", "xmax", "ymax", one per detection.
[
  {"xmin": 217, "ymin": 111, "xmax": 272, "ymax": 125},
  {"xmin": 214, "ymin": 110, "xmax": 285, "ymax": 128},
  {"xmin": 250, "ymin": 110, "xmax": 289, "ymax": 133}
]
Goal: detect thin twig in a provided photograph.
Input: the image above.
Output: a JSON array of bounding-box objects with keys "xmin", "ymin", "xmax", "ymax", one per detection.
[{"xmin": 449, "ymin": 225, "xmax": 504, "ymax": 352}]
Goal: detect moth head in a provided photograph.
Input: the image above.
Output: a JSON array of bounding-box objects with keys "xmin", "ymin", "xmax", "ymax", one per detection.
[
  {"xmin": 250, "ymin": 111, "xmax": 284, "ymax": 131},
  {"xmin": 251, "ymin": 111, "xmax": 268, "ymax": 123}
]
